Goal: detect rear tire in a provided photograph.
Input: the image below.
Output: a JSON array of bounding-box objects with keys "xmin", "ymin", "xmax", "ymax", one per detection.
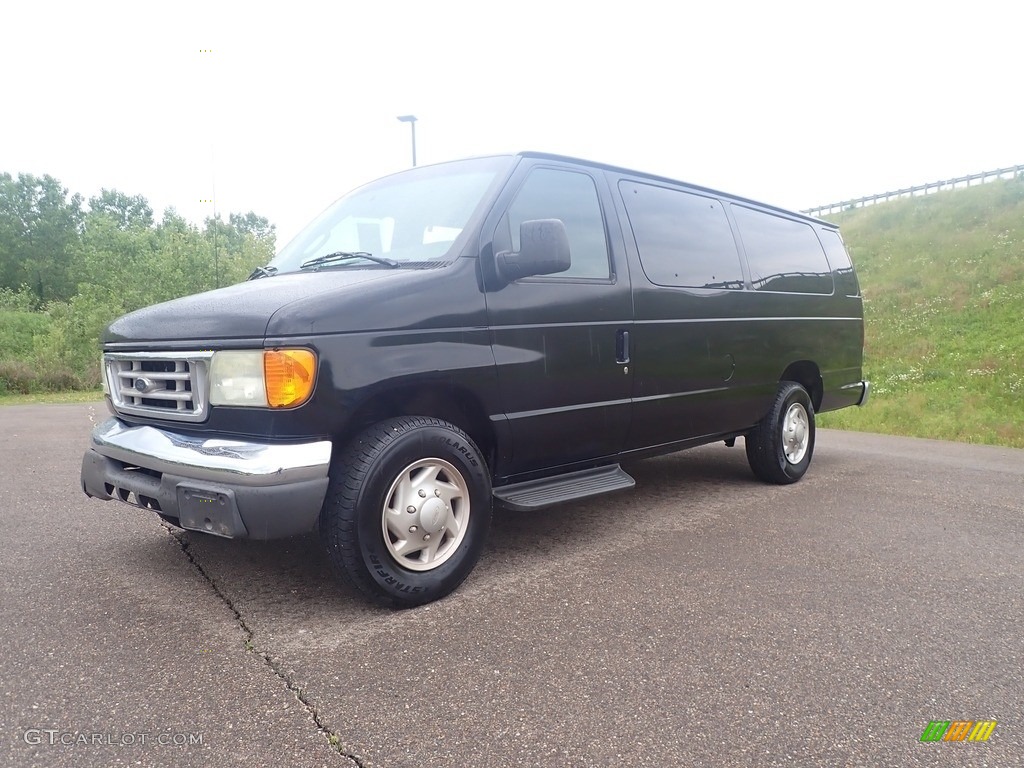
[
  {"xmin": 320, "ymin": 416, "xmax": 492, "ymax": 607},
  {"xmin": 745, "ymin": 382, "xmax": 815, "ymax": 484}
]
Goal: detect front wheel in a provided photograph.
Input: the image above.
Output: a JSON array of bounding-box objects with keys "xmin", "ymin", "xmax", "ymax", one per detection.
[
  {"xmin": 320, "ymin": 416, "xmax": 492, "ymax": 607},
  {"xmin": 745, "ymin": 382, "xmax": 815, "ymax": 484}
]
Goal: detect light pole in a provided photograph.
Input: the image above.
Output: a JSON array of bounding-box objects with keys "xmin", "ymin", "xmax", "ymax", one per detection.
[{"xmin": 397, "ymin": 115, "xmax": 418, "ymax": 166}]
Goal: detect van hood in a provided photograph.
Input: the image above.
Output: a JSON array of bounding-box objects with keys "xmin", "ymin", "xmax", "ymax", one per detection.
[{"xmin": 103, "ymin": 268, "xmax": 448, "ymax": 344}]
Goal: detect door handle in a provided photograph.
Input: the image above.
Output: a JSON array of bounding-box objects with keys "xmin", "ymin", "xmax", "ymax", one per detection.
[{"xmin": 616, "ymin": 329, "xmax": 630, "ymax": 365}]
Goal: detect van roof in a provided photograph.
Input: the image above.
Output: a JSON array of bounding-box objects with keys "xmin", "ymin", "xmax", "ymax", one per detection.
[{"xmin": 516, "ymin": 151, "xmax": 832, "ymax": 228}]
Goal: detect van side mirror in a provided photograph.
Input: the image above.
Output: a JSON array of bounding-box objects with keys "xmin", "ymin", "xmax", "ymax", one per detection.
[{"xmin": 495, "ymin": 219, "xmax": 571, "ymax": 281}]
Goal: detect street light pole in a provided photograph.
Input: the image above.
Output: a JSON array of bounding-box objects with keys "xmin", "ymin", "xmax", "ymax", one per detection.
[{"xmin": 397, "ymin": 115, "xmax": 418, "ymax": 166}]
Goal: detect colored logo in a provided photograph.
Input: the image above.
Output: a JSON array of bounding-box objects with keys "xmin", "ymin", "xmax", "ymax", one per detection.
[{"xmin": 920, "ymin": 720, "xmax": 996, "ymax": 742}]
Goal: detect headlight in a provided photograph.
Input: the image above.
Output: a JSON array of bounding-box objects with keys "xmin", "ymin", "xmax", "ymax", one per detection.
[
  {"xmin": 209, "ymin": 350, "xmax": 266, "ymax": 406},
  {"xmin": 209, "ymin": 349, "xmax": 316, "ymax": 408}
]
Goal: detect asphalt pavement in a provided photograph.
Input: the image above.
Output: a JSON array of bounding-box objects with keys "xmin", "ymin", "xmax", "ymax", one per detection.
[{"xmin": 1, "ymin": 402, "xmax": 1021, "ymax": 767}]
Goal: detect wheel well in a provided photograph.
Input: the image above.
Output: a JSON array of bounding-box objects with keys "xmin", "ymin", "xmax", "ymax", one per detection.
[
  {"xmin": 780, "ymin": 361, "xmax": 823, "ymax": 411},
  {"xmin": 338, "ymin": 385, "xmax": 495, "ymax": 469}
]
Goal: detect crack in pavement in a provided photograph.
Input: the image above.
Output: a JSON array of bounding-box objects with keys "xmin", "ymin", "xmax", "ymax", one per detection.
[{"xmin": 163, "ymin": 525, "xmax": 366, "ymax": 768}]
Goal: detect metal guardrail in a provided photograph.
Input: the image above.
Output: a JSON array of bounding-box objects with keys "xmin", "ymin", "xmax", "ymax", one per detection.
[{"xmin": 803, "ymin": 165, "xmax": 1024, "ymax": 217}]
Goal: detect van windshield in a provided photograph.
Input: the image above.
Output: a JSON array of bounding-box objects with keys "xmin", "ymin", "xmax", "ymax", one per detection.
[{"xmin": 269, "ymin": 157, "xmax": 511, "ymax": 274}]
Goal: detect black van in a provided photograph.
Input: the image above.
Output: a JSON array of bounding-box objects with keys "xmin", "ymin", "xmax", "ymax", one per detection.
[{"xmin": 81, "ymin": 152, "xmax": 868, "ymax": 606}]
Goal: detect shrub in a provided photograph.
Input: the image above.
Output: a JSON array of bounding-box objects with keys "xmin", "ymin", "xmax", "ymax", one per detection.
[{"xmin": 0, "ymin": 310, "xmax": 51, "ymax": 358}]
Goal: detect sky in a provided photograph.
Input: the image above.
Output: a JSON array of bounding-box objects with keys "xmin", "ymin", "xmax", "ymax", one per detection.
[{"xmin": 2, "ymin": 1, "xmax": 1021, "ymax": 248}]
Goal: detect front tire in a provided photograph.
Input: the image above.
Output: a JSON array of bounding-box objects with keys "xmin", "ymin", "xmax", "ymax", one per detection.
[
  {"xmin": 320, "ymin": 416, "xmax": 492, "ymax": 607},
  {"xmin": 745, "ymin": 382, "xmax": 815, "ymax": 484}
]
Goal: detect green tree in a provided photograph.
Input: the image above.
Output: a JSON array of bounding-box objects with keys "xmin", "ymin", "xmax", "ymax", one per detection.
[
  {"xmin": 229, "ymin": 211, "xmax": 275, "ymax": 245},
  {"xmin": 0, "ymin": 173, "xmax": 84, "ymax": 302},
  {"xmin": 203, "ymin": 213, "xmax": 274, "ymax": 287},
  {"xmin": 88, "ymin": 189, "xmax": 154, "ymax": 229},
  {"xmin": 1, "ymin": 173, "xmax": 279, "ymax": 393},
  {"xmin": 80, "ymin": 207, "xmax": 160, "ymax": 305}
]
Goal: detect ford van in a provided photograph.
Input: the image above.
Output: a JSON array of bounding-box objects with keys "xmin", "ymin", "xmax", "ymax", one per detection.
[{"xmin": 81, "ymin": 153, "xmax": 868, "ymax": 606}]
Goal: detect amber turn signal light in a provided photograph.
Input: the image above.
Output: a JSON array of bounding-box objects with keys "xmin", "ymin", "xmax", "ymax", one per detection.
[{"xmin": 263, "ymin": 349, "xmax": 317, "ymax": 408}]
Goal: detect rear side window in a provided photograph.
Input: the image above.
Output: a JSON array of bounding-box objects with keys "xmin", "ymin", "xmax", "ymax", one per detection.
[
  {"xmin": 731, "ymin": 206, "xmax": 834, "ymax": 294},
  {"xmin": 619, "ymin": 181, "xmax": 744, "ymax": 289},
  {"xmin": 504, "ymin": 168, "xmax": 610, "ymax": 279},
  {"xmin": 818, "ymin": 229, "xmax": 860, "ymax": 297}
]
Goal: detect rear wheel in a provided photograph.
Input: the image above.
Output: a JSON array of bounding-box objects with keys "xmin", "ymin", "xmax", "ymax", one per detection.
[
  {"xmin": 745, "ymin": 381, "xmax": 815, "ymax": 484},
  {"xmin": 320, "ymin": 416, "xmax": 492, "ymax": 607}
]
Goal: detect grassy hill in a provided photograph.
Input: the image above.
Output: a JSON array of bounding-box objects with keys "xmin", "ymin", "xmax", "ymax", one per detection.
[{"xmin": 817, "ymin": 176, "xmax": 1024, "ymax": 447}]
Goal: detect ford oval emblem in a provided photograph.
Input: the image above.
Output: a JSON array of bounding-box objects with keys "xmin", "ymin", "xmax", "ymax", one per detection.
[{"xmin": 135, "ymin": 377, "xmax": 155, "ymax": 393}]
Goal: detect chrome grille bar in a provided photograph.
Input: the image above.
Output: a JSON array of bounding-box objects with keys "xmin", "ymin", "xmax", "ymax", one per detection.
[{"xmin": 104, "ymin": 351, "xmax": 213, "ymax": 423}]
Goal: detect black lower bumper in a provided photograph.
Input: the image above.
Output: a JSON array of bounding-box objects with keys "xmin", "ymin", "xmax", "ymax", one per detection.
[
  {"xmin": 82, "ymin": 450, "xmax": 329, "ymax": 539},
  {"xmin": 81, "ymin": 418, "xmax": 332, "ymax": 540}
]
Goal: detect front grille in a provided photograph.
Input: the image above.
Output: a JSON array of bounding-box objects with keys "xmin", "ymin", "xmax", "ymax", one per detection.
[{"xmin": 105, "ymin": 351, "xmax": 213, "ymax": 422}]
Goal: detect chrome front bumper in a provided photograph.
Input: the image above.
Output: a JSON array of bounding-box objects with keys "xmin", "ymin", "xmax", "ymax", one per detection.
[{"xmin": 81, "ymin": 418, "xmax": 332, "ymax": 539}]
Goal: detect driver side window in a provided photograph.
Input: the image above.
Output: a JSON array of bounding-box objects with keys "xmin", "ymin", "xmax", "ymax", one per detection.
[{"xmin": 503, "ymin": 168, "xmax": 611, "ymax": 279}]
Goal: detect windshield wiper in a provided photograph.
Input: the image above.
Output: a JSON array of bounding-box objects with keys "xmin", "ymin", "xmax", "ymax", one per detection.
[
  {"xmin": 300, "ymin": 251, "xmax": 400, "ymax": 270},
  {"xmin": 247, "ymin": 265, "xmax": 278, "ymax": 280}
]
